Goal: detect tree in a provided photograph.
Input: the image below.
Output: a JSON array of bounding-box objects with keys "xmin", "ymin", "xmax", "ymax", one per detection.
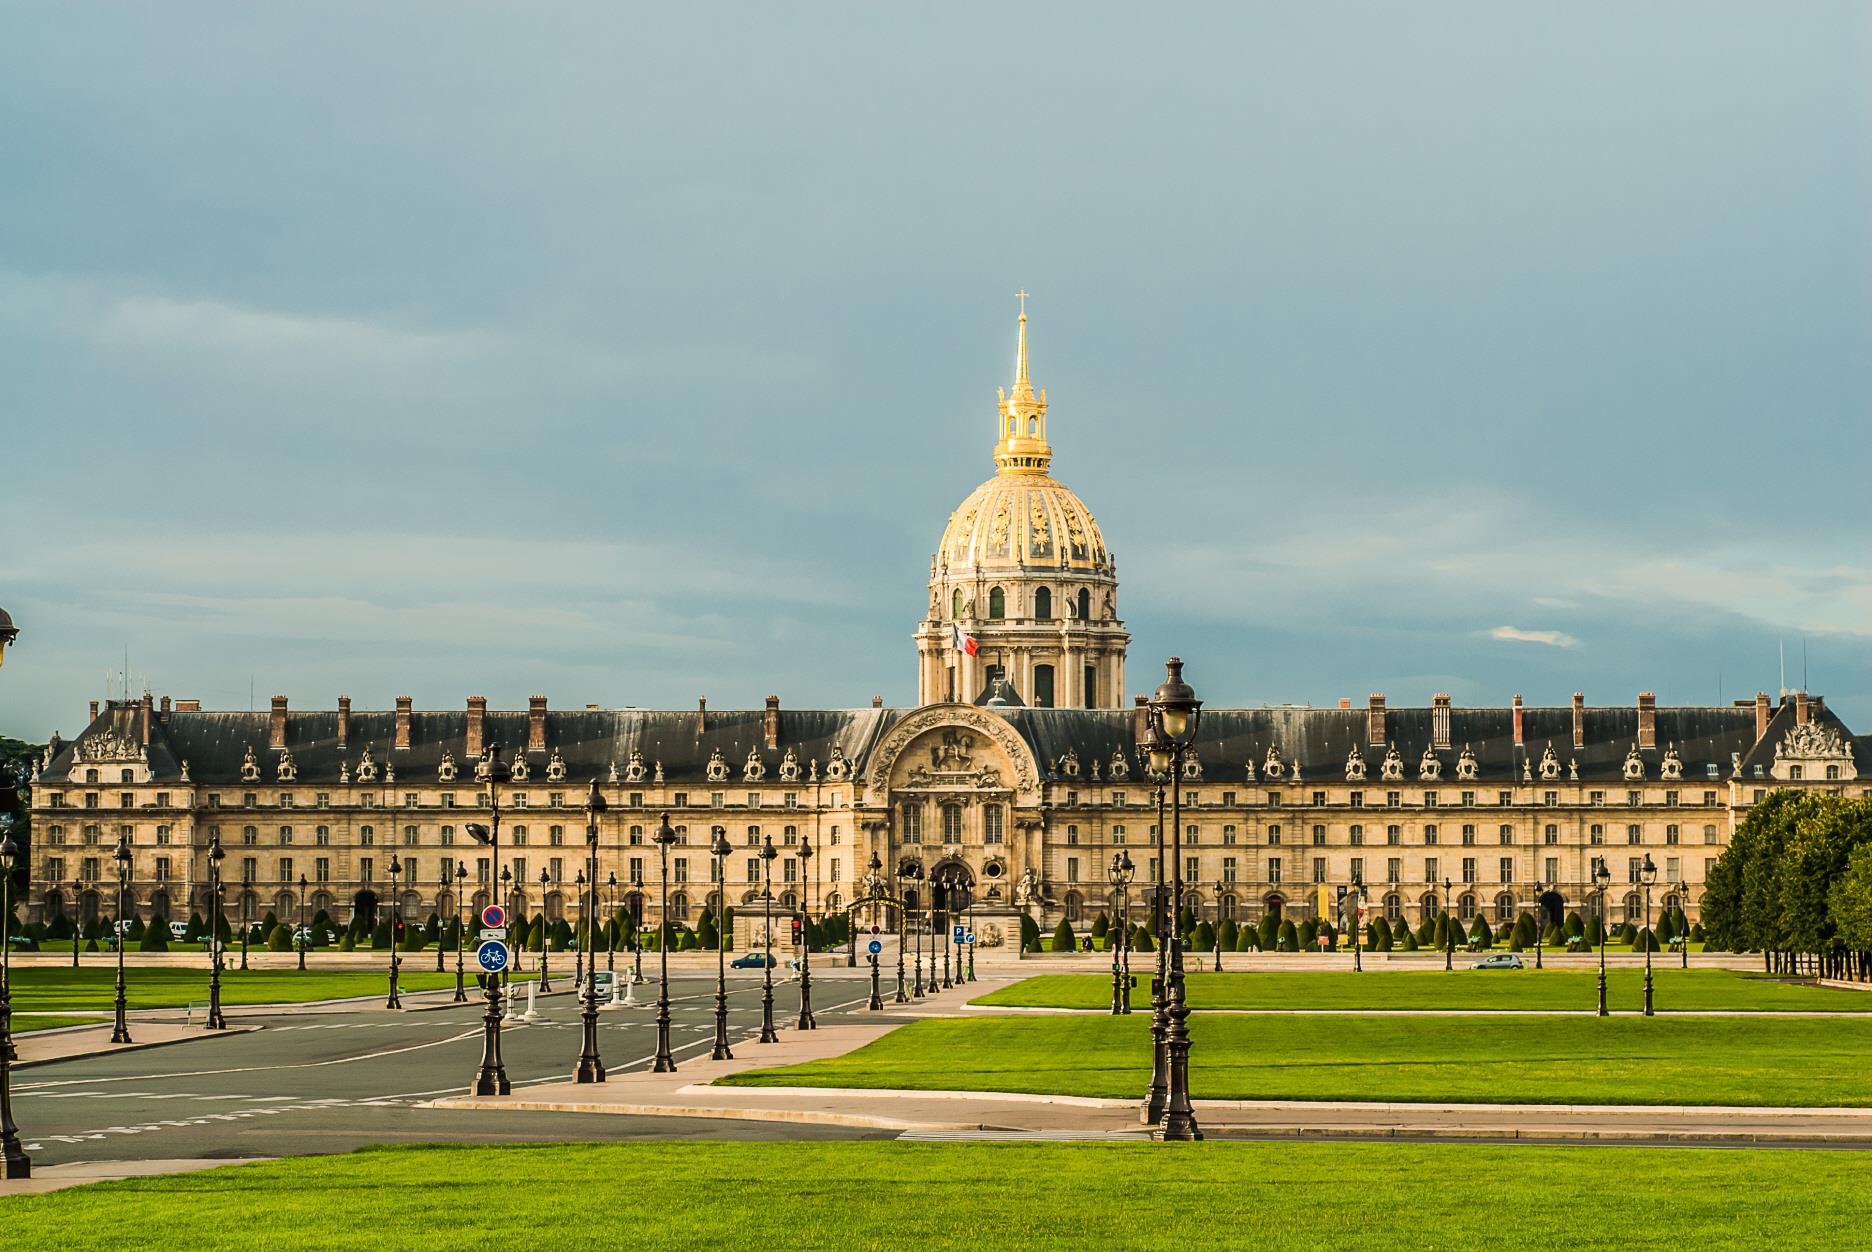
[
  {"xmin": 124, "ymin": 915, "xmax": 145, "ymax": 941},
  {"xmin": 338, "ymin": 931, "xmax": 356, "ymax": 952},
  {"xmin": 1051, "ymin": 919, "xmax": 1076, "ymax": 953},
  {"xmin": 1633, "ymin": 927, "xmax": 1660, "ymax": 954},
  {"xmin": 1508, "ymin": 912, "xmax": 1536, "ymax": 952},
  {"xmin": 1276, "ymin": 918, "xmax": 1298, "ymax": 952},
  {"xmin": 1655, "ymin": 909, "xmax": 1676, "ymax": 945},
  {"xmin": 1469, "ymin": 915, "xmax": 1493, "ymax": 950},
  {"xmin": 1192, "ymin": 921, "xmax": 1216, "ymax": 953},
  {"xmin": 1258, "ymin": 915, "xmax": 1280, "ymax": 952},
  {"xmin": 1297, "ymin": 917, "xmax": 1318, "ymax": 951},
  {"xmin": 1019, "ymin": 913, "xmax": 1041, "ymax": 952},
  {"xmin": 1217, "ymin": 918, "xmax": 1239, "ymax": 951},
  {"xmin": 697, "ymin": 911, "xmax": 720, "ymax": 950},
  {"xmin": 1374, "ymin": 916, "xmax": 1395, "ymax": 952},
  {"xmin": 370, "ymin": 918, "xmax": 392, "ymax": 949},
  {"xmin": 1133, "ymin": 926, "xmax": 1154, "ymax": 953},
  {"xmin": 1234, "ymin": 924, "xmax": 1256, "ymax": 952},
  {"xmin": 1585, "ymin": 915, "xmax": 1605, "ymax": 947},
  {"xmin": 266, "ymin": 924, "xmax": 293, "ymax": 952},
  {"xmin": 1829, "ymin": 841, "xmax": 1872, "ymax": 954},
  {"xmin": 139, "ymin": 915, "xmax": 169, "ymax": 952},
  {"xmin": 1091, "ymin": 911, "xmax": 1110, "ymax": 940},
  {"xmin": 1400, "ymin": 927, "xmax": 1419, "ymax": 952},
  {"xmin": 1617, "ymin": 921, "xmax": 1638, "ymax": 946},
  {"xmin": 45, "ymin": 911, "xmax": 72, "ymax": 942},
  {"xmin": 1564, "ymin": 910, "xmax": 1586, "ymax": 939},
  {"xmin": 549, "ymin": 918, "xmax": 574, "ymax": 951},
  {"xmin": 1416, "ymin": 915, "xmax": 1436, "ymax": 946}
]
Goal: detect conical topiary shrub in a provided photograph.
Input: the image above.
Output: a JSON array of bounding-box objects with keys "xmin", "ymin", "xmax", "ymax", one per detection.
[{"xmin": 1051, "ymin": 919, "xmax": 1076, "ymax": 953}]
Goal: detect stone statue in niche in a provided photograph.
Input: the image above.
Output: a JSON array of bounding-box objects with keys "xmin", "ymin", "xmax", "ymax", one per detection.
[{"xmin": 932, "ymin": 730, "xmax": 975, "ymax": 772}]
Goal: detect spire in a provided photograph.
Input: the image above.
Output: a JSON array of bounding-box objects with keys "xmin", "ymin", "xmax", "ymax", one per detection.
[{"xmin": 994, "ymin": 291, "xmax": 1050, "ymax": 475}]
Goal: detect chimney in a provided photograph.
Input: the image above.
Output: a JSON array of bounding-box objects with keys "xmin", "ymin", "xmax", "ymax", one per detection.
[
  {"xmin": 872, "ymin": 695, "xmax": 883, "ymax": 708},
  {"xmin": 1511, "ymin": 694, "xmax": 1524, "ymax": 747},
  {"xmin": 1795, "ymin": 691, "xmax": 1811, "ymax": 726},
  {"xmin": 1754, "ymin": 691, "xmax": 1772, "ymax": 740},
  {"xmin": 1367, "ymin": 694, "xmax": 1386, "ymax": 745},
  {"xmin": 337, "ymin": 696, "xmax": 351, "ymax": 749},
  {"xmin": 1338, "ymin": 697, "xmax": 1350, "ymax": 710},
  {"xmin": 528, "ymin": 696, "xmax": 548, "ymax": 753},
  {"xmin": 697, "ymin": 696, "xmax": 707, "ymax": 734},
  {"xmin": 89, "ymin": 700, "xmax": 98, "ymax": 724},
  {"xmin": 269, "ymin": 694, "xmax": 288, "ymax": 750},
  {"xmin": 466, "ymin": 695, "xmax": 487, "ymax": 759},
  {"xmin": 1572, "ymin": 693, "xmax": 1585, "ymax": 749},
  {"xmin": 142, "ymin": 691, "xmax": 155, "ymax": 746},
  {"xmin": 1432, "ymin": 693, "xmax": 1452, "ymax": 750},
  {"xmin": 1637, "ymin": 692, "xmax": 1656, "ymax": 751},
  {"xmin": 175, "ymin": 699, "xmax": 200, "ymax": 712},
  {"xmin": 394, "ymin": 696, "xmax": 412, "ymax": 750},
  {"xmin": 1133, "ymin": 694, "xmax": 1151, "ymax": 747},
  {"xmin": 160, "ymin": 695, "xmax": 172, "ymax": 720},
  {"xmin": 763, "ymin": 695, "xmax": 780, "ymax": 750}
]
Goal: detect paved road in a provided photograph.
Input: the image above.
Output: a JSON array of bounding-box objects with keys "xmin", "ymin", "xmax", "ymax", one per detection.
[{"xmin": 11, "ymin": 971, "xmax": 892, "ymax": 1166}]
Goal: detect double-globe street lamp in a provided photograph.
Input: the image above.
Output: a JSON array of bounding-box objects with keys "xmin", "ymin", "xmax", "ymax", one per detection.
[
  {"xmin": 1109, "ymin": 851, "xmax": 1133, "ymax": 1015},
  {"xmin": 0, "ymin": 609, "xmax": 24, "ymax": 1178},
  {"xmin": 892, "ymin": 856, "xmax": 909, "ymax": 1004},
  {"xmin": 1441, "ymin": 876, "xmax": 1455, "ymax": 972},
  {"xmin": 796, "ymin": 834, "xmax": 815, "ymax": 1030},
  {"xmin": 206, "ymin": 832, "xmax": 228, "ymax": 1030},
  {"xmin": 1528, "ymin": 874, "xmax": 1545, "ymax": 971},
  {"xmin": 1141, "ymin": 731, "xmax": 1171, "ymax": 1126},
  {"xmin": 903, "ymin": 860, "xmax": 926, "ymax": 998},
  {"xmin": 299, "ymin": 872, "xmax": 311, "ymax": 972},
  {"xmin": 575, "ymin": 780, "xmax": 606, "ymax": 1084},
  {"xmin": 453, "ymin": 863, "xmax": 470, "ymax": 1003},
  {"xmin": 537, "ymin": 866, "xmax": 553, "ymax": 992},
  {"xmin": 384, "ymin": 854, "xmax": 404, "ymax": 1009},
  {"xmin": 1141, "ymin": 657, "xmax": 1204, "ymax": 1142}
]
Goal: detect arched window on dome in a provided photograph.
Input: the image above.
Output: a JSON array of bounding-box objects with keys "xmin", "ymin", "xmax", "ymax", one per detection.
[
  {"xmin": 988, "ymin": 587, "xmax": 1006, "ymax": 619},
  {"xmin": 1028, "ymin": 417, "xmax": 1037, "ymax": 435},
  {"xmin": 951, "ymin": 588, "xmax": 963, "ymax": 619},
  {"xmin": 1076, "ymin": 588, "xmax": 1090, "ymax": 620},
  {"xmin": 1034, "ymin": 587, "xmax": 1052, "ymax": 620}
]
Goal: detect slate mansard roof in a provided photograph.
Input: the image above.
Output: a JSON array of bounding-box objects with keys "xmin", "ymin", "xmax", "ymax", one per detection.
[{"xmin": 39, "ymin": 695, "xmax": 1859, "ymax": 789}]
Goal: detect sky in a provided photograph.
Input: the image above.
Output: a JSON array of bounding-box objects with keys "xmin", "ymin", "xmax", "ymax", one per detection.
[{"xmin": 1, "ymin": 3, "xmax": 1868, "ymax": 739}]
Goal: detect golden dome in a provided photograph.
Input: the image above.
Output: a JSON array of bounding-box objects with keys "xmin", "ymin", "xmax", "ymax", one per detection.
[
  {"xmin": 937, "ymin": 298, "xmax": 1110, "ymax": 575},
  {"xmin": 939, "ymin": 472, "xmax": 1109, "ymax": 573}
]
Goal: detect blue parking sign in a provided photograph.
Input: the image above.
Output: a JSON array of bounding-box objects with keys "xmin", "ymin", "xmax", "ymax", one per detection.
[
  {"xmin": 867, "ymin": 939, "xmax": 883, "ymax": 956},
  {"xmin": 952, "ymin": 925, "xmax": 966, "ymax": 945}
]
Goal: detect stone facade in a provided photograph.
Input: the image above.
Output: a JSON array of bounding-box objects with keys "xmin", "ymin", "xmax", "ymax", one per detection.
[{"xmin": 25, "ymin": 308, "xmax": 1872, "ymax": 939}]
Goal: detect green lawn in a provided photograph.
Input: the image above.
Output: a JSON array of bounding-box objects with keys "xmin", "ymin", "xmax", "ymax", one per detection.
[
  {"xmin": 12, "ymin": 1015, "xmax": 103, "ymax": 1034},
  {"xmin": 978, "ymin": 968, "xmax": 1871, "ymax": 1012},
  {"xmin": 1, "ymin": 1141, "xmax": 1865, "ymax": 1249},
  {"xmin": 724, "ymin": 1012, "xmax": 1872, "ymax": 1106},
  {"xmin": 4, "ymin": 967, "xmax": 458, "ymax": 1014}
]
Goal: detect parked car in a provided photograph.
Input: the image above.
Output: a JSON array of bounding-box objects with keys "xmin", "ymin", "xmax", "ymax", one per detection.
[
  {"xmin": 1472, "ymin": 953, "xmax": 1525, "ymax": 970},
  {"xmin": 730, "ymin": 952, "xmax": 776, "ymax": 969}
]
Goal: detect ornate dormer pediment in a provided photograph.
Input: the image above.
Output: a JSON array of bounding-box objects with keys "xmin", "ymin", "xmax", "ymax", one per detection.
[
  {"xmin": 1109, "ymin": 750, "xmax": 1130, "ymax": 782},
  {"xmin": 778, "ymin": 747, "xmax": 801, "ymax": 783},
  {"xmin": 744, "ymin": 747, "xmax": 766, "ymax": 782},
  {"xmin": 438, "ymin": 750, "xmax": 458, "ymax": 782},
  {"xmin": 240, "ymin": 744, "xmax": 261, "ymax": 783},
  {"xmin": 1060, "ymin": 747, "xmax": 1081, "ymax": 779},
  {"xmin": 276, "ymin": 748, "xmax": 297, "ymax": 782},
  {"xmin": 1772, "ymin": 721, "xmax": 1857, "ymax": 782},
  {"xmin": 825, "ymin": 744, "xmax": 851, "ymax": 782},
  {"xmin": 1181, "ymin": 750, "xmax": 1202, "ymax": 780},
  {"xmin": 1623, "ymin": 744, "xmax": 1645, "ymax": 781},
  {"xmin": 1456, "ymin": 744, "xmax": 1479, "ymax": 782},
  {"xmin": 1381, "ymin": 742, "xmax": 1405, "ymax": 782},
  {"xmin": 1344, "ymin": 746, "xmax": 1367, "ymax": 782},
  {"xmin": 1659, "ymin": 744, "xmax": 1684, "ymax": 781},
  {"xmin": 511, "ymin": 753, "xmax": 530, "ymax": 781},
  {"xmin": 1418, "ymin": 746, "xmax": 1442, "ymax": 782},
  {"xmin": 624, "ymin": 748, "xmax": 647, "ymax": 784},
  {"xmin": 71, "ymin": 730, "xmax": 151, "ymax": 784},
  {"xmin": 705, "ymin": 748, "xmax": 729, "ymax": 782},
  {"xmin": 356, "ymin": 745, "xmax": 378, "ymax": 783},
  {"xmin": 1262, "ymin": 743, "xmax": 1285, "ymax": 781},
  {"xmin": 1538, "ymin": 742, "xmax": 1561, "ymax": 781},
  {"xmin": 546, "ymin": 748, "xmax": 567, "ymax": 782}
]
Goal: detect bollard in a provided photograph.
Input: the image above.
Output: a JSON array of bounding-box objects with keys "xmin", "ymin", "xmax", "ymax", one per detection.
[{"xmin": 522, "ymin": 980, "xmax": 539, "ymax": 1022}]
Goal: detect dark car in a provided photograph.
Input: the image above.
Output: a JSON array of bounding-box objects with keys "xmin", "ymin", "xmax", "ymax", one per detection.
[{"xmin": 730, "ymin": 952, "xmax": 776, "ymax": 969}]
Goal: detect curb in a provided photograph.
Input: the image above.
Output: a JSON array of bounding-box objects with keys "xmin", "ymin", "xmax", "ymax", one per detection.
[
  {"xmin": 424, "ymin": 1096, "xmax": 994, "ymax": 1133},
  {"xmin": 16, "ymin": 1024, "xmax": 261, "ymax": 1070}
]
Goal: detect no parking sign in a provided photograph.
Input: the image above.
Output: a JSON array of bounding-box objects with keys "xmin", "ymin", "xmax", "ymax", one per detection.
[{"xmin": 481, "ymin": 904, "xmax": 507, "ymax": 929}]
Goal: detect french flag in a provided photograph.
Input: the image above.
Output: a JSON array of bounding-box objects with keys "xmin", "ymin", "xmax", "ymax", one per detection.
[{"xmin": 950, "ymin": 622, "xmax": 979, "ymax": 657}]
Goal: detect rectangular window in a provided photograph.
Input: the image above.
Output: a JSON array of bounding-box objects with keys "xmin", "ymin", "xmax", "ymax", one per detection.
[
  {"xmin": 1424, "ymin": 824, "xmax": 1438, "ymax": 845},
  {"xmin": 1627, "ymin": 857, "xmax": 1642, "ymax": 884},
  {"xmin": 1350, "ymin": 856, "xmax": 1364, "ymax": 884},
  {"xmin": 1704, "ymin": 824, "xmax": 1719, "ymax": 845},
  {"xmin": 628, "ymin": 856, "xmax": 644, "ymax": 885},
  {"xmin": 1703, "ymin": 790, "xmax": 1719, "ymax": 807},
  {"xmin": 1222, "ymin": 824, "xmax": 1237, "ymax": 845},
  {"xmin": 1498, "ymin": 857, "xmax": 1513, "ymax": 883},
  {"xmin": 1186, "ymin": 855, "xmax": 1200, "ymax": 883},
  {"xmin": 403, "ymin": 825, "xmax": 418, "ymax": 846},
  {"xmin": 1543, "ymin": 790, "xmax": 1558, "ymax": 807},
  {"xmin": 1067, "ymin": 857, "xmax": 1080, "ymax": 883},
  {"xmin": 1266, "ymin": 791, "xmax": 1282, "ymax": 808},
  {"xmin": 549, "ymin": 825, "xmax": 565, "ymax": 846},
  {"xmin": 1666, "ymin": 824, "xmax": 1680, "ymax": 845},
  {"xmin": 1222, "ymin": 856, "xmax": 1237, "ymax": 883},
  {"xmin": 1268, "ymin": 857, "xmax": 1282, "ymax": 884},
  {"xmin": 1665, "ymin": 790, "xmax": 1680, "ymax": 807},
  {"xmin": 1386, "ymin": 791, "xmax": 1401, "ymax": 808},
  {"xmin": 477, "ymin": 858, "xmax": 489, "ymax": 883},
  {"xmin": 241, "ymin": 857, "xmax": 256, "ymax": 884},
  {"xmin": 361, "ymin": 856, "xmax": 374, "ymax": 882},
  {"xmin": 1426, "ymin": 856, "xmax": 1439, "ymax": 882},
  {"xmin": 1590, "ymin": 823, "xmax": 1604, "ymax": 845},
  {"xmin": 711, "ymin": 792, "xmax": 724, "ymax": 809},
  {"xmin": 1267, "ymin": 824, "xmax": 1281, "ymax": 845},
  {"xmin": 1311, "ymin": 791, "xmax": 1326, "ymax": 807},
  {"xmin": 278, "ymin": 825, "xmax": 293, "ymax": 845},
  {"xmin": 1349, "ymin": 824, "xmax": 1364, "ymax": 846},
  {"xmin": 316, "ymin": 857, "xmax": 331, "ymax": 883},
  {"xmin": 1067, "ymin": 825, "xmax": 1080, "ymax": 846},
  {"xmin": 1424, "ymin": 791, "xmax": 1438, "ymax": 809},
  {"xmin": 1349, "ymin": 791, "xmax": 1364, "ymax": 808},
  {"xmin": 1386, "ymin": 824, "xmax": 1401, "ymax": 846},
  {"xmin": 1666, "ymin": 856, "xmax": 1680, "ymax": 883},
  {"xmin": 1498, "ymin": 791, "xmax": 1513, "ymax": 807},
  {"xmin": 1387, "ymin": 857, "xmax": 1401, "ymax": 884},
  {"xmin": 1461, "ymin": 824, "xmax": 1476, "ymax": 846},
  {"xmin": 1544, "ymin": 856, "xmax": 1559, "ymax": 884},
  {"xmin": 278, "ymin": 856, "xmax": 293, "ymax": 882},
  {"xmin": 780, "ymin": 859, "xmax": 795, "ymax": 884},
  {"xmin": 902, "ymin": 805, "xmax": 922, "ymax": 842},
  {"xmin": 1498, "ymin": 824, "xmax": 1514, "ymax": 845},
  {"xmin": 1627, "ymin": 824, "xmax": 1642, "ymax": 845},
  {"xmin": 1111, "ymin": 824, "xmax": 1126, "ymax": 845},
  {"xmin": 1628, "ymin": 791, "xmax": 1642, "ymax": 807},
  {"xmin": 1311, "ymin": 857, "xmax": 1326, "ymax": 884},
  {"xmin": 1543, "ymin": 824, "xmax": 1557, "ymax": 845},
  {"xmin": 1461, "ymin": 791, "xmax": 1476, "ymax": 807},
  {"xmin": 1461, "ymin": 857, "xmax": 1477, "ymax": 884},
  {"xmin": 1590, "ymin": 790, "xmax": 1606, "ymax": 806},
  {"xmin": 316, "ymin": 825, "xmax": 330, "ymax": 846},
  {"xmin": 1311, "ymin": 825, "xmax": 1326, "ymax": 846},
  {"xmin": 155, "ymin": 856, "xmax": 170, "ymax": 882},
  {"xmin": 747, "ymin": 857, "xmax": 761, "ymax": 882}
]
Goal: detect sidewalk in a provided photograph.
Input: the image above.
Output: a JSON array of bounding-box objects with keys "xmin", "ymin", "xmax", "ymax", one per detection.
[{"xmin": 15, "ymin": 1020, "xmax": 261, "ymax": 1068}]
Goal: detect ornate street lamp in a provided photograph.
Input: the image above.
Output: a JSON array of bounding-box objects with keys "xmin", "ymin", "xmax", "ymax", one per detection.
[
  {"xmin": 1640, "ymin": 853, "xmax": 1658, "ymax": 1017},
  {"xmin": 1529, "ymin": 874, "xmax": 1544, "ymax": 971},
  {"xmin": 300, "ymin": 873, "xmax": 311, "ymax": 973},
  {"xmin": 111, "ymin": 835, "xmax": 133, "ymax": 1044},
  {"xmin": 1593, "ymin": 857, "xmax": 1612, "ymax": 1017},
  {"xmin": 537, "ymin": 866, "xmax": 553, "ymax": 992},
  {"xmin": 709, "ymin": 827, "xmax": 734, "ymax": 1060},
  {"xmin": 1144, "ymin": 656, "xmax": 1203, "ymax": 1142},
  {"xmin": 1109, "ymin": 851, "xmax": 1133, "ymax": 1015},
  {"xmin": 1139, "ymin": 716, "xmax": 1171, "ymax": 1127},
  {"xmin": 903, "ymin": 860, "xmax": 926, "ymax": 997},
  {"xmin": 432, "ymin": 869, "xmax": 447, "ymax": 974},
  {"xmin": 453, "ymin": 863, "xmax": 469, "ymax": 1003},
  {"xmin": 575, "ymin": 780, "xmax": 606, "ymax": 1084},
  {"xmin": 651, "ymin": 814, "xmax": 679, "ymax": 1071},
  {"xmin": 1442, "ymin": 876, "xmax": 1455, "ymax": 972},
  {"xmin": 796, "ymin": 834, "xmax": 816, "ymax": 1030},
  {"xmin": 573, "ymin": 868, "xmax": 587, "ymax": 991},
  {"xmin": 385, "ymin": 853, "xmax": 403, "ymax": 1009},
  {"xmin": 865, "ymin": 851, "xmax": 885, "ymax": 1010},
  {"xmin": 757, "ymin": 834, "xmax": 779, "ymax": 1044},
  {"xmin": 69, "ymin": 877, "xmax": 80, "ymax": 969},
  {"xmin": 0, "ymin": 828, "xmax": 29, "ymax": 1178},
  {"xmin": 891, "ymin": 854, "xmax": 908, "ymax": 1004},
  {"xmin": 1349, "ymin": 872, "xmax": 1364, "ymax": 974},
  {"xmin": 465, "ymin": 744, "xmax": 512, "ymax": 1096},
  {"xmin": 238, "ymin": 893, "xmax": 249, "ymax": 971},
  {"xmin": 206, "ymin": 831, "xmax": 228, "ymax": 1029},
  {"xmin": 606, "ymin": 871, "xmax": 618, "ymax": 976}
]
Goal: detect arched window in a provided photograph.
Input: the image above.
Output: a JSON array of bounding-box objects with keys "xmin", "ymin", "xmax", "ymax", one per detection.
[
  {"xmin": 1034, "ymin": 587, "xmax": 1052, "ymax": 619},
  {"xmin": 951, "ymin": 588, "xmax": 963, "ymax": 619},
  {"xmin": 1623, "ymin": 893, "xmax": 1642, "ymax": 923},
  {"xmin": 988, "ymin": 587, "xmax": 1005, "ymax": 619},
  {"xmin": 1028, "ymin": 417, "xmax": 1037, "ymax": 435},
  {"xmin": 1033, "ymin": 664, "xmax": 1055, "ymax": 708},
  {"xmin": 1494, "ymin": 892, "xmax": 1514, "ymax": 922},
  {"xmin": 1458, "ymin": 893, "xmax": 1476, "ymax": 921},
  {"xmin": 1076, "ymin": 588, "xmax": 1091, "ymax": 619}
]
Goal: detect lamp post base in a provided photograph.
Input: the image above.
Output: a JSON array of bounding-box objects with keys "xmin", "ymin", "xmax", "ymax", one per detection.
[
  {"xmin": 868, "ymin": 955, "xmax": 883, "ymax": 1011},
  {"xmin": 758, "ymin": 982, "xmax": 779, "ymax": 1044}
]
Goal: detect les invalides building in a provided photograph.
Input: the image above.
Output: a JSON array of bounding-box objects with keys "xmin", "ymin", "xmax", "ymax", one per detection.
[{"xmin": 25, "ymin": 305, "xmax": 1871, "ymax": 943}]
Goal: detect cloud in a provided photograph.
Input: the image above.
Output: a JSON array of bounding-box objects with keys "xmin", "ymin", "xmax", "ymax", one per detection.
[
  {"xmin": 1488, "ymin": 626, "xmax": 1579, "ymax": 649},
  {"xmin": 95, "ymin": 293, "xmax": 501, "ymax": 366}
]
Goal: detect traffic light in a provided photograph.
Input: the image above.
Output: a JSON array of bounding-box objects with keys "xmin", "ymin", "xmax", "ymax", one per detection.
[{"xmin": 790, "ymin": 917, "xmax": 802, "ymax": 945}]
